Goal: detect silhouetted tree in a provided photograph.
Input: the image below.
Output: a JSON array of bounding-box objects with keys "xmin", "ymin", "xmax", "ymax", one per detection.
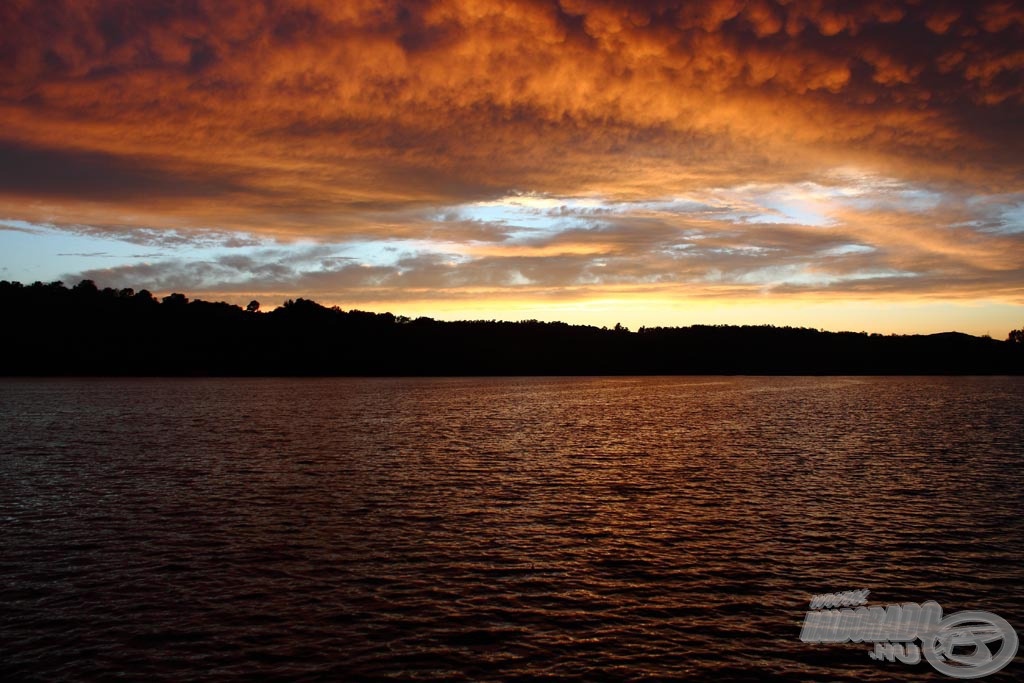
[
  {"xmin": 73, "ymin": 279, "xmax": 98, "ymax": 295},
  {"xmin": 246, "ymin": 300, "xmax": 260, "ymax": 313},
  {"xmin": 0, "ymin": 280, "xmax": 1021, "ymax": 376}
]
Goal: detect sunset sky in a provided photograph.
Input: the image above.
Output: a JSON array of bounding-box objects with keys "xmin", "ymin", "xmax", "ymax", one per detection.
[{"xmin": 1, "ymin": 0, "xmax": 1022, "ymax": 334}]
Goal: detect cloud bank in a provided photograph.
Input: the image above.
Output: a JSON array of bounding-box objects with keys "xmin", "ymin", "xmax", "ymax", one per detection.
[{"xmin": 1, "ymin": 1, "xmax": 1022, "ymax": 321}]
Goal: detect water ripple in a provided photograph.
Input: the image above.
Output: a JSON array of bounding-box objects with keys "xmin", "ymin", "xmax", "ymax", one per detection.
[{"xmin": 1, "ymin": 376, "xmax": 1023, "ymax": 681}]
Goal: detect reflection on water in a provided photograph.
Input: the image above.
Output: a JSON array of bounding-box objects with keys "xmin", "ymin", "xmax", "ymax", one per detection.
[{"xmin": 1, "ymin": 376, "xmax": 1022, "ymax": 681}]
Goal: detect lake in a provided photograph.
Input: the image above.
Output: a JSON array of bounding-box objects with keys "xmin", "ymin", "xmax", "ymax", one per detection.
[{"xmin": 2, "ymin": 376, "xmax": 1022, "ymax": 681}]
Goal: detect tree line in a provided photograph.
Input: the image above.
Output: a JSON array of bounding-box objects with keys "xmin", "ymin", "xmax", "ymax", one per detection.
[{"xmin": 1, "ymin": 279, "xmax": 1022, "ymax": 376}]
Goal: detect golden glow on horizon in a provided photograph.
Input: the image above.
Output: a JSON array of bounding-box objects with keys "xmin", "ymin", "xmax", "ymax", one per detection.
[{"xmin": 199, "ymin": 290, "xmax": 1022, "ymax": 338}]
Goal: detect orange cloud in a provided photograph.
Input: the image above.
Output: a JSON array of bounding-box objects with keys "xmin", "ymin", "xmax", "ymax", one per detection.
[
  {"xmin": 2, "ymin": 0, "xmax": 1020, "ymax": 215},
  {"xmin": 0, "ymin": 1, "xmax": 1022, "ymax": 326}
]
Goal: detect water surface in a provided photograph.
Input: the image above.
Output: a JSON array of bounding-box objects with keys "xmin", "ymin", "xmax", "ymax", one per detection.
[{"xmin": 2, "ymin": 376, "xmax": 1022, "ymax": 680}]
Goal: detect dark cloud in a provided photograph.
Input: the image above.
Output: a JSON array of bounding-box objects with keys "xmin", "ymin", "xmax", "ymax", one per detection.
[
  {"xmin": 0, "ymin": 140, "xmax": 249, "ymax": 201},
  {"xmin": 57, "ymin": 224, "xmax": 267, "ymax": 249}
]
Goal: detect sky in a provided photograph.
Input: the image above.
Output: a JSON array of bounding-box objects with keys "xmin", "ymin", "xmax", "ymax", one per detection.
[{"xmin": 1, "ymin": 0, "xmax": 1022, "ymax": 335}]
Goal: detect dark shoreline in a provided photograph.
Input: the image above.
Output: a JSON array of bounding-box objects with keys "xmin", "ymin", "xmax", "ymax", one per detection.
[{"xmin": 4, "ymin": 280, "xmax": 1023, "ymax": 376}]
